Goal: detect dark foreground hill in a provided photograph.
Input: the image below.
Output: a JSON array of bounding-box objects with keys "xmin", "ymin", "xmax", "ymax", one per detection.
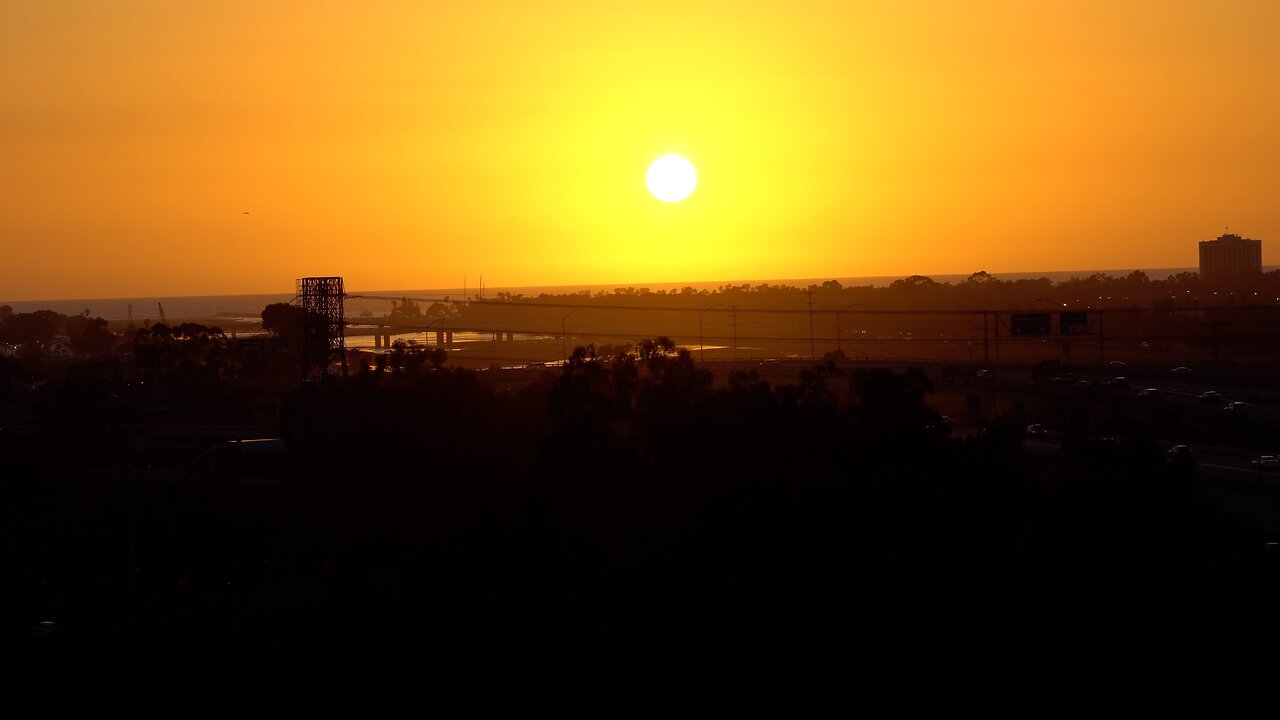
[{"xmin": 7, "ymin": 340, "xmax": 1279, "ymax": 714}]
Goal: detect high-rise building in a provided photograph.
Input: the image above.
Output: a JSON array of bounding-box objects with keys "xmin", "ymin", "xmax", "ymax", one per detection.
[{"xmin": 1198, "ymin": 232, "xmax": 1261, "ymax": 281}]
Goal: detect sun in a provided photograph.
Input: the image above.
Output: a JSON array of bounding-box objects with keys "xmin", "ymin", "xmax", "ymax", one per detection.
[{"xmin": 646, "ymin": 154, "xmax": 697, "ymax": 202}]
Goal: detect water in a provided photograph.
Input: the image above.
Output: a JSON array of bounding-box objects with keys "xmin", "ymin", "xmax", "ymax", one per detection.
[
  {"xmin": 346, "ymin": 330, "xmax": 554, "ymax": 350},
  {"xmin": 3, "ymin": 266, "xmax": 1267, "ymax": 321}
]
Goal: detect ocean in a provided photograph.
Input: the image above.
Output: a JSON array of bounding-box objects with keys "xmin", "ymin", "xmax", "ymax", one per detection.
[{"xmin": 0, "ymin": 266, "xmax": 1259, "ymax": 322}]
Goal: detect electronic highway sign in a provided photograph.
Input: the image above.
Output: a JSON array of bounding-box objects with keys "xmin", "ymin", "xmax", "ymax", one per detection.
[
  {"xmin": 1060, "ymin": 311, "xmax": 1089, "ymax": 334},
  {"xmin": 1010, "ymin": 312, "xmax": 1051, "ymax": 336}
]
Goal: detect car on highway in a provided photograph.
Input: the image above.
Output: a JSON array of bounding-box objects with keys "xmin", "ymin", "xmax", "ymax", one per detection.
[
  {"xmin": 924, "ymin": 415, "xmax": 952, "ymax": 435},
  {"xmin": 1139, "ymin": 387, "xmax": 1161, "ymax": 398},
  {"xmin": 1097, "ymin": 436, "xmax": 1124, "ymax": 451},
  {"xmin": 1113, "ymin": 376, "xmax": 1129, "ymax": 388},
  {"xmin": 1171, "ymin": 366, "xmax": 1192, "ymax": 375},
  {"xmin": 1199, "ymin": 390, "xmax": 1222, "ymax": 404},
  {"xmin": 524, "ymin": 362, "xmax": 546, "ymax": 369},
  {"xmin": 1026, "ymin": 423, "xmax": 1048, "ymax": 436},
  {"xmin": 1166, "ymin": 444, "xmax": 1194, "ymax": 462},
  {"xmin": 758, "ymin": 359, "xmax": 782, "ymax": 368},
  {"xmin": 976, "ymin": 369, "xmax": 993, "ymax": 378},
  {"xmin": 1224, "ymin": 401, "xmax": 1254, "ymax": 413},
  {"xmin": 1107, "ymin": 361, "xmax": 1126, "ymax": 368},
  {"xmin": 1249, "ymin": 455, "xmax": 1279, "ymax": 471}
]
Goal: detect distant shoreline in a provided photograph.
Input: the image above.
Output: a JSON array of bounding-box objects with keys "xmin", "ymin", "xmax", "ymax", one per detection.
[{"xmin": 5, "ymin": 265, "xmax": 1278, "ymax": 321}]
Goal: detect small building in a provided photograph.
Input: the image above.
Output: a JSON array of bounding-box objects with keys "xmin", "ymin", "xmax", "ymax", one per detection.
[{"xmin": 1198, "ymin": 232, "xmax": 1262, "ymax": 281}]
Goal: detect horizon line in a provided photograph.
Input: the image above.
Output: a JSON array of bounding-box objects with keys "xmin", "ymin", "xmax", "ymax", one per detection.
[{"xmin": 6, "ymin": 263, "xmax": 1279, "ymax": 306}]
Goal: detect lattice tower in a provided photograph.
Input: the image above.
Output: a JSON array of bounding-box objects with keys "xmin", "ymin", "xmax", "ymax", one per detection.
[{"xmin": 297, "ymin": 276, "xmax": 348, "ymax": 380}]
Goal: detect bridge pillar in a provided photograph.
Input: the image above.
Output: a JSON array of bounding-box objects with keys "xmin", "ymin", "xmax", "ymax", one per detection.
[
  {"xmin": 506, "ymin": 332, "xmax": 514, "ymax": 342},
  {"xmin": 436, "ymin": 329, "xmax": 444, "ymax": 346},
  {"xmin": 446, "ymin": 330, "xmax": 454, "ymax": 346},
  {"xmin": 374, "ymin": 334, "xmax": 382, "ymax": 349},
  {"xmin": 383, "ymin": 333, "xmax": 391, "ymax": 348}
]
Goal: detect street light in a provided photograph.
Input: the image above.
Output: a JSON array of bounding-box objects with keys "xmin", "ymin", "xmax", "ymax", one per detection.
[
  {"xmin": 698, "ymin": 304, "xmax": 721, "ymax": 362},
  {"xmin": 561, "ymin": 309, "xmax": 585, "ymax": 364},
  {"xmin": 1036, "ymin": 298, "xmax": 1067, "ymax": 364},
  {"xmin": 835, "ymin": 303, "xmax": 862, "ymax": 355},
  {"xmin": 422, "ymin": 317, "xmax": 445, "ymax": 346}
]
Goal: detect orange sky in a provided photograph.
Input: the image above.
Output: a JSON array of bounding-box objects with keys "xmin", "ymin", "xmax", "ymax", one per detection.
[{"xmin": 3, "ymin": 1, "xmax": 1278, "ymax": 300}]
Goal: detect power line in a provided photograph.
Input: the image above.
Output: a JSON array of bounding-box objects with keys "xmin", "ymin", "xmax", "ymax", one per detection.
[
  {"xmin": 349, "ymin": 292, "xmax": 1280, "ymax": 318},
  {"xmin": 345, "ymin": 323, "xmax": 1277, "ymax": 346}
]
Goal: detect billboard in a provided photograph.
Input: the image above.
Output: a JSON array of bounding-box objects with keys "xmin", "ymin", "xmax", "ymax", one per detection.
[
  {"xmin": 1060, "ymin": 311, "xmax": 1089, "ymax": 334},
  {"xmin": 1010, "ymin": 313, "xmax": 1051, "ymax": 336}
]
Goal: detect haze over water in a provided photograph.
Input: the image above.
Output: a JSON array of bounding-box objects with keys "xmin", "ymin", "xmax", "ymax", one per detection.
[{"xmin": 5, "ymin": 266, "xmax": 1255, "ymax": 321}]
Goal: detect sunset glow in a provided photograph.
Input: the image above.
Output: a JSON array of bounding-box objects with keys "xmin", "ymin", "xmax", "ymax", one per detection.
[{"xmin": 2, "ymin": 1, "xmax": 1278, "ymax": 300}]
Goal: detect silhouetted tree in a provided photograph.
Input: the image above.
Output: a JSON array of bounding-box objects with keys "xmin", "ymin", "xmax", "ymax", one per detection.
[
  {"xmin": 67, "ymin": 316, "xmax": 116, "ymax": 356},
  {"xmin": 890, "ymin": 274, "xmax": 939, "ymax": 289},
  {"xmin": 261, "ymin": 302, "xmax": 304, "ymax": 338},
  {"xmin": 389, "ymin": 297, "xmax": 422, "ymax": 319},
  {"xmin": 0, "ymin": 309, "xmax": 61, "ymax": 349},
  {"xmin": 133, "ymin": 322, "xmax": 229, "ymax": 380}
]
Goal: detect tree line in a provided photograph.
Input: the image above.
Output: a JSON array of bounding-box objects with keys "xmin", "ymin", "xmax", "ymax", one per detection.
[{"xmin": 473, "ymin": 268, "xmax": 1280, "ymax": 314}]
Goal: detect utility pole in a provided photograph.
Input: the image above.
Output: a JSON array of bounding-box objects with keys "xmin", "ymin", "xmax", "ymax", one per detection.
[
  {"xmin": 1202, "ymin": 319, "xmax": 1230, "ymax": 370},
  {"xmin": 993, "ymin": 312, "xmax": 1001, "ymax": 363},
  {"xmin": 1098, "ymin": 309, "xmax": 1105, "ymax": 365},
  {"xmin": 982, "ymin": 311, "xmax": 990, "ymax": 364},
  {"xmin": 698, "ymin": 304, "xmax": 721, "ymax": 362},
  {"xmin": 836, "ymin": 303, "xmax": 862, "ymax": 356},
  {"xmin": 732, "ymin": 305, "xmax": 738, "ymax": 359},
  {"xmin": 561, "ymin": 309, "xmax": 585, "ymax": 364},
  {"xmin": 807, "ymin": 290, "xmax": 816, "ymax": 359},
  {"xmin": 970, "ymin": 313, "xmax": 990, "ymax": 365}
]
